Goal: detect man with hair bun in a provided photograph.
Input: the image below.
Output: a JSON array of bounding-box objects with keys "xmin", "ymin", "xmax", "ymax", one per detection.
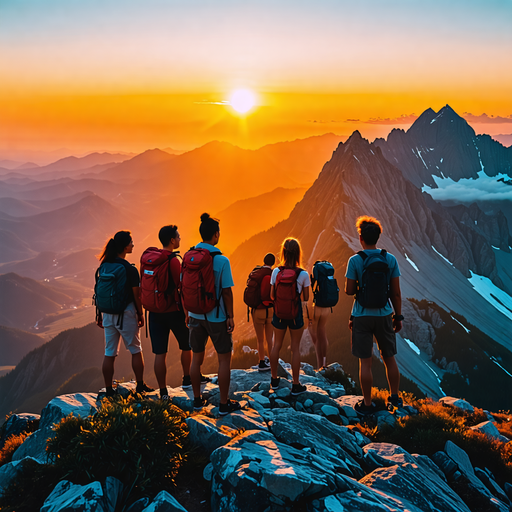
[
  {"xmin": 345, "ymin": 215, "xmax": 403, "ymax": 415},
  {"xmin": 186, "ymin": 213, "xmax": 241, "ymax": 416}
]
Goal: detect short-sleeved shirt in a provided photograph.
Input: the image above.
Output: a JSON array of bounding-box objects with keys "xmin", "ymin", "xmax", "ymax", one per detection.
[
  {"xmin": 345, "ymin": 249, "xmax": 400, "ymax": 317},
  {"xmin": 188, "ymin": 242, "xmax": 234, "ymax": 323},
  {"xmin": 270, "ymin": 267, "xmax": 310, "ymax": 294},
  {"xmin": 114, "ymin": 257, "xmax": 140, "ymax": 306}
]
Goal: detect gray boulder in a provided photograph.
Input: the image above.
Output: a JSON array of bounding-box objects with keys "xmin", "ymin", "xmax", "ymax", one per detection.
[
  {"xmin": 12, "ymin": 393, "xmax": 98, "ymax": 464},
  {"xmin": 40, "ymin": 393, "xmax": 98, "ymax": 430},
  {"xmin": 210, "ymin": 430, "xmax": 349, "ymax": 511},
  {"xmin": 185, "ymin": 415, "xmax": 237, "ymax": 455},
  {"xmin": 0, "ymin": 413, "xmax": 40, "ymax": 449},
  {"xmin": 0, "ymin": 456, "xmax": 41, "ymax": 496},
  {"xmin": 269, "ymin": 408, "xmax": 364, "ymax": 478},
  {"xmin": 470, "ymin": 421, "xmax": 510, "ymax": 443},
  {"xmin": 443, "ymin": 440, "xmax": 509, "ymax": 511},
  {"xmin": 439, "ymin": 396, "xmax": 474, "ymax": 413},
  {"xmin": 141, "ymin": 490, "xmax": 188, "ymax": 511},
  {"xmin": 40, "ymin": 477, "xmax": 123, "ymax": 512},
  {"xmin": 360, "ymin": 462, "xmax": 471, "ymax": 512},
  {"xmin": 474, "ymin": 468, "xmax": 511, "ymax": 505}
]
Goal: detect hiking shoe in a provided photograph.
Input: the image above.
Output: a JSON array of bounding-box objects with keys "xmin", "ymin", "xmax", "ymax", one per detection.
[
  {"xmin": 97, "ymin": 387, "xmax": 117, "ymax": 400},
  {"xmin": 387, "ymin": 394, "xmax": 403, "ymax": 411},
  {"xmin": 258, "ymin": 358, "xmax": 271, "ymax": 372},
  {"xmin": 182, "ymin": 375, "xmax": 192, "ymax": 389},
  {"xmin": 354, "ymin": 399, "xmax": 377, "ymax": 416},
  {"xmin": 135, "ymin": 383, "xmax": 154, "ymax": 394},
  {"xmin": 201, "ymin": 374, "xmax": 212, "ymax": 385},
  {"xmin": 193, "ymin": 397, "xmax": 207, "ymax": 410},
  {"xmin": 219, "ymin": 399, "xmax": 242, "ymax": 416},
  {"xmin": 160, "ymin": 394, "xmax": 170, "ymax": 401},
  {"xmin": 271, "ymin": 377, "xmax": 281, "ymax": 390},
  {"xmin": 291, "ymin": 383, "xmax": 307, "ymax": 396}
]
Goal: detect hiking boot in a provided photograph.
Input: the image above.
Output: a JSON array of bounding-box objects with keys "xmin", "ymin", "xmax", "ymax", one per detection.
[
  {"xmin": 271, "ymin": 377, "xmax": 281, "ymax": 390},
  {"xmin": 97, "ymin": 387, "xmax": 117, "ymax": 400},
  {"xmin": 219, "ymin": 399, "xmax": 241, "ymax": 416},
  {"xmin": 354, "ymin": 399, "xmax": 377, "ymax": 416},
  {"xmin": 291, "ymin": 383, "xmax": 307, "ymax": 396},
  {"xmin": 182, "ymin": 375, "xmax": 192, "ymax": 389},
  {"xmin": 258, "ymin": 358, "xmax": 271, "ymax": 372},
  {"xmin": 135, "ymin": 382, "xmax": 154, "ymax": 394},
  {"xmin": 160, "ymin": 394, "xmax": 170, "ymax": 401},
  {"xmin": 387, "ymin": 394, "xmax": 403, "ymax": 411},
  {"xmin": 193, "ymin": 397, "xmax": 207, "ymax": 410},
  {"xmin": 201, "ymin": 374, "xmax": 212, "ymax": 385}
]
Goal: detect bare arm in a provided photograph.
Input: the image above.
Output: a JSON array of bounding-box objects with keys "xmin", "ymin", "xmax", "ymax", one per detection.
[
  {"xmin": 133, "ymin": 287, "xmax": 144, "ymax": 327},
  {"xmin": 389, "ymin": 276, "xmax": 402, "ymax": 332},
  {"xmin": 345, "ymin": 278, "xmax": 357, "ymax": 296},
  {"xmin": 270, "ymin": 284, "xmax": 276, "ymax": 301},
  {"xmin": 221, "ymin": 286, "xmax": 234, "ymax": 333}
]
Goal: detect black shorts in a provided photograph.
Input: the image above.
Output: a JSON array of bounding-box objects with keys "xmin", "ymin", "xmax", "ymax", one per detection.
[
  {"xmin": 351, "ymin": 315, "xmax": 397, "ymax": 359},
  {"xmin": 272, "ymin": 306, "xmax": 304, "ymax": 330},
  {"xmin": 188, "ymin": 318, "xmax": 232, "ymax": 355},
  {"xmin": 149, "ymin": 310, "xmax": 191, "ymax": 354}
]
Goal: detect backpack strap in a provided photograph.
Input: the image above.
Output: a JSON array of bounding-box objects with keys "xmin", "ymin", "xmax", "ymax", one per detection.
[{"xmin": 357, "ymin": 251, "xmax": 367, "ymax": 261}]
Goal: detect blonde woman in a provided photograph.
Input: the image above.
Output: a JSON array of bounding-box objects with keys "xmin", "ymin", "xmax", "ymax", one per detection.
[{"xmin": 269, "ymin": 237, "xmax": 310, "ymax": 395}]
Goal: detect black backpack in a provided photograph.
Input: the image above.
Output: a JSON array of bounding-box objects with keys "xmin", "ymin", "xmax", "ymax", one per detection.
[
  {"xmin": 311, "ymin": 261, "xmax": 339, "ymax": 308},
  {"xmin": 356, "ymin": 250, "xmax": 390, "ymax": 308}
]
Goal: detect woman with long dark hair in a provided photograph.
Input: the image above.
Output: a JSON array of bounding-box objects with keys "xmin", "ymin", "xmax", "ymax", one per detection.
[
  {"xmin": 269, "ymin": 237, "xmax": 310, "ymax": 395},
  {"xmin": 96, "ymin": 230, "xmax": 152, "ymax": 397}
]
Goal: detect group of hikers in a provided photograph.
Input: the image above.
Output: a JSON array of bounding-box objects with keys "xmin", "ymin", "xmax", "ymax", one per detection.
[{"xmin": 94, "ymin": 213, "xmax": 404, "ymax": 416}]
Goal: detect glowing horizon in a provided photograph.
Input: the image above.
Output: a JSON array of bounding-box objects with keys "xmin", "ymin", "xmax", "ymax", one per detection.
[{"xmin": 1, "ymin": 0, "xmax": 511, "ymax": 158}]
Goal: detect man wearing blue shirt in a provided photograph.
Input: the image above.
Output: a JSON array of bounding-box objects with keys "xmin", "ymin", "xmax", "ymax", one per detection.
[
  {"xmin": 188, "ymin": 213, "xmax": 240, "ymax": 416},
  {"xmin": 345, "ymin": 216, "xmax": 404, "ymax": 415}
]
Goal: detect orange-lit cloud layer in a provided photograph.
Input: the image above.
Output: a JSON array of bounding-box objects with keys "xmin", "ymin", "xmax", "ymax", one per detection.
[{"xmin": 1, "ymin": 0, "xmax": 511, "ymax": 158}]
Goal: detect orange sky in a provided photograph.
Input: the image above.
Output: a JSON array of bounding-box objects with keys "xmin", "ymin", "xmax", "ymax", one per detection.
[{"xmin": 1, "ymin": 1, "xmax": 511, "ymax": 160}]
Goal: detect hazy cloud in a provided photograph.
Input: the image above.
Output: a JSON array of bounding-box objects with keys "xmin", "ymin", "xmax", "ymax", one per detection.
[
  {"xmin": 347, "ymin": 114, "xmax": 418, "ymax": 125},
  {"xmin": 423, "ymin": 172, "xmax": 512, "ymax": 202},
  {"xmin": 194, "ymin": 100, "xmax": 229, "ymax": 106},
  {"xmin": 462, "ymin": 113, "xmax": 512, "ymax": 124}
]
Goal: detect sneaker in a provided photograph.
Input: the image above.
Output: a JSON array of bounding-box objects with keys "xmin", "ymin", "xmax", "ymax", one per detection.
[
  {"xmin": 354, "ymin": 399, "xmax": 377, "ymax": 416},
  {"xmin": 97, "ymin": 387, "xmax": 117, "ymax": 400},
  {"xmin": 387, "ymin": 394, "xmax": 403, "ymax": 411},
  {"xmin": 182, "ymin": 375, "xmax": 192, "ymax": 389},
  {"xmin": 193, "ymin": 397, "xmax": 207, "ymax": 410},
  {"xmin": 135, "ymin": 382, "xmax": 154, "ymax": 394},
  {"xmin": 201, "ymin": 374, "xmax": 212, "ymax": 385},
  {"xmin": 258, "ymin": 358, "xmax": 271, "ymax": 372},
  {"xmin": 161, "ymin": 394, "xmax": 170, "ymax": 401},
  {"xmin": 291, "ymin": 383, "xmax": 307, "ymax": 396},
  {"xmin": 219, "ymin": 399, "xmax": 241, "ymax": 416},
  {"xmin": 271, "ymin": 377, "xmax": 281, "ymax": 390}
]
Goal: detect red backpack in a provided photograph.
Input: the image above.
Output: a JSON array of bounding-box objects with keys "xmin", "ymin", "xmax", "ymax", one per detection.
[
  {"xmin": 243, "ymin": 266, "xmax": 272, "ymax": 309},
  {"xmin": 181, "ymin": 247, "xmax": 221, "ymax": 316},
  {"xmin": 140, "ymin": 248, "xmax": 179, "ymax": 313},
  {"xmin": 274, "ymin": 266, "xmax": 302, "ymax": 320}
]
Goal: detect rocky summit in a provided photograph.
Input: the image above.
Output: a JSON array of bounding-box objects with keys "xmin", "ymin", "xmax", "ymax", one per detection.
[{"xmin": 0, "ymin": 363, "xmax": 511, "ymax": 511}]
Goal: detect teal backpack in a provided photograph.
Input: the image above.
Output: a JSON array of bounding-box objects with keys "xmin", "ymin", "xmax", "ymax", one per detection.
[
  {"xmin": 311, "ymin": 261, "xmax": 339, "ymax": 309},
  {"xmin": 94, "ymin": 261, "xmax": 131, "ymax": 317}
]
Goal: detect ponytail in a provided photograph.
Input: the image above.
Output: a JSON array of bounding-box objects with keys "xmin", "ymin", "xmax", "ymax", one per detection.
[{"xmin": 99, "ymin": 231, "xmax": 132, "ymax": 263}]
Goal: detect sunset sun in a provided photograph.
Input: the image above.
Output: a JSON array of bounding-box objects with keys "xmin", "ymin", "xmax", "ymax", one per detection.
[{"xmin": 229, "ymin": 89, "xmax": 256, "ymax": 114}]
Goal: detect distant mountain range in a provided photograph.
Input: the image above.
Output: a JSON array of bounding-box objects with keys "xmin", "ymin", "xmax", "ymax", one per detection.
[{"xmin": 0, "ymin": 326, "xmax": 43, "ymax": 366}]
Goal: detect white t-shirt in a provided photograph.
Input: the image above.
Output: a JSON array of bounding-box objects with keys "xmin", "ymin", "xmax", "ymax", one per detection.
[{"xmin": 270, "ymin": 267, "xmax": 310, "ymax": 294}]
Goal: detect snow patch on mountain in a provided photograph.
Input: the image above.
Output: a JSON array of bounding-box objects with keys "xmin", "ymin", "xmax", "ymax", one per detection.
[
  {"xmin": 422, "ymin": 170, "xmax": 512, "ymax": 202},
  {"xmin": 404, "ymin": 338, "xmax": 421, "ymax": 355},
  {"xmin": 468, "ymin": 271, "xmax": 512, "ymax": 321},
  {"xmin": 405, "ymin": 253, "xmax": 419, "ymax": 271},
  {"xmin": 431, "ymin": 246, "xmax": 454, "ymax": 266},
  {"xmin": 450, "ymin": 315, "xmax": 470, "ymax": 333}
]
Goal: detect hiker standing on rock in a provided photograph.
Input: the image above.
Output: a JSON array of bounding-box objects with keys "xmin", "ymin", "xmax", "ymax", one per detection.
[
  {"xmin": 94, "ymin": 231, "xmax": 153, "ymax": 398},
  {"xmin": 182, "ymin": 213, "xmax": 241, "ymax": 416},
  {"xmin": 140, "ymin": 225, "xmax": 195, "ymax": 401},
  {"xmin": 244, "ymin": 252, "xmax": 275, "ymax": 372},
  {"xmin": 344, "ymin": 216, "xmax": 403, "ymax": 415},
  {"xmin": 269, "ymin": 237, "xmax": 310, "ymax": 396}
]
